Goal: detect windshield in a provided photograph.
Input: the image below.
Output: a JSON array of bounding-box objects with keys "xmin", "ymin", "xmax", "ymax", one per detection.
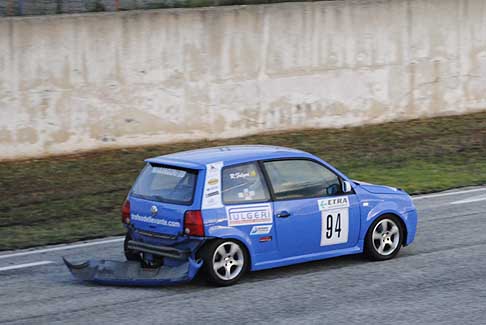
[{"xmin": 131, "ymin": 163, "xmax": 197, "ymax": 205}]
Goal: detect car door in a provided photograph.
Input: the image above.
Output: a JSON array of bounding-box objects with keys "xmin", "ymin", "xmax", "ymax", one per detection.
[
  {"xmin": 220, "ymin": 162, "xmax": 280, "ymax": 263},
  {"xmin": 262, "ymin": 159, "xmax": 360, "ymax": 258}
]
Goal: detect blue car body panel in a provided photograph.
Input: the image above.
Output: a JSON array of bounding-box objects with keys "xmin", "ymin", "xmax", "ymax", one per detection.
[{"xmin": 124, "ymin": 145, "xmax": 417, "ymax": 274}]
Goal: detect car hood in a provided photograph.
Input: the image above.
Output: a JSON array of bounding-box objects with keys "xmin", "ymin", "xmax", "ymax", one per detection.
[{"xmin": 353, "ymin": 180, "xmax": 404, "ymax": 195}]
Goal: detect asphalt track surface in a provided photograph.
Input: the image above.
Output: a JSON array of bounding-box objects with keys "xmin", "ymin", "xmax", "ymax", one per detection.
[{"xmin": 1, "ymin": 187, "xmax": 485, "ymax": 324}]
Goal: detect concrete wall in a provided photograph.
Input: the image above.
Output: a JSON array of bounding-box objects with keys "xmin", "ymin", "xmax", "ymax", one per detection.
[
  {"xmin": 0, "ymin": 0, "xmax": 304, "ymax": 17},
  {"xmin": 1, "ymin": 0, "xmax": 486, "ymax": 160}
]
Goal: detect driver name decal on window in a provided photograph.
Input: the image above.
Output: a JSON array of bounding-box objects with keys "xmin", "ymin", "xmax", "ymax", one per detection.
[
  {"xmin": 230, "ymin": 170, "xmax": 257, "ymax": 179},
  {"xmin": 226, "ymin": 203, "xmax": 273, "ymax": 226}
]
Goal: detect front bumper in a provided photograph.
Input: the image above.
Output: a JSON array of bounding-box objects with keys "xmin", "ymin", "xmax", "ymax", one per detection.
[{"xmin": 404, "ymin": 209, "xmax": 418, "ymax": 246}]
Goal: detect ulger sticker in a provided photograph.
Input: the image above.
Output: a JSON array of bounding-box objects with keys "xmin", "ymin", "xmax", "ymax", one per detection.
[
  {"xmin": 226, "ymin": 203, "xmax": 273, "ymax": 227},
  {"xmin": 250, "ymin": 225, "xmax": 273, "ymax": 235},
  {"xmin": 318, "ymin": 196, "xmax": 350, "ymax": 211}
]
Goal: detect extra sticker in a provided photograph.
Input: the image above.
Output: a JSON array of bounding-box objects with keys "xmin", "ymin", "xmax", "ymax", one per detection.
[
  {"xmin": 226, "ymin": 203, "xmax": 273, "ymax": 227},
  {"xmin": 250, "ymin": 225, "xmax": 273, "ymax": 235},
  {"xmin": 318, "ymin": 196, "xmax": 350, "ymax": 211},
  {"xmin": 202, "ymin": 161, "xmax": 224, "ymax": 209}
]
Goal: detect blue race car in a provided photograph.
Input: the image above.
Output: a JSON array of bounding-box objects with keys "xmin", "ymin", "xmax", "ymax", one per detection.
[{"xmin": 65, "ymin": 145, "xmax": 417, "ymax": 286}]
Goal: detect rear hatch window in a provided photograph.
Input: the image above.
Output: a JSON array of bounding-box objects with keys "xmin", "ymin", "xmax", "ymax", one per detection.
[
  {"xmin": 129, "ymin": 163, "xmax": 198, "ymax": 236},
  {"xmin": 131, "ymin": 164, "xmax": 197, "ymax": 205}
]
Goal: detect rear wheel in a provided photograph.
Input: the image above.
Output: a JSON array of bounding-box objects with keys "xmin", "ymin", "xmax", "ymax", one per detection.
[
  {"xmin": 365, "ymin": 215, "xmax": 404, "ymax": 261},
  {"xmin": 201, "ymin": 239, "xmax": 248, "ymax": 286},
  {"xmin": 124, "ymin": 234, "xmax": 141, "ymax": 262}
]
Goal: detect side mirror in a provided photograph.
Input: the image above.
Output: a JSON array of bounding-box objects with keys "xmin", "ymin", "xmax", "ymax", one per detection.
[{"xmin": 342, "ymin": 180, "xmax": 353, "ymax": 193}]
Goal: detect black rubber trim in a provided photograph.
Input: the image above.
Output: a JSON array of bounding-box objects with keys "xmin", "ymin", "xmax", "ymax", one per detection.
[
  {"xmin": 127, "ymin": 240, "xmax": 191, "ymax": 260},
  {"xmin": 134, "ymin": 229, "xmax": 178, "ymax": 240}
]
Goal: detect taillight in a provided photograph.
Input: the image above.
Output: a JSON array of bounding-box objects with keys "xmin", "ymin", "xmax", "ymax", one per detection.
[
  {"xmin": 121, "ymin": 199, "xmax": 130, "ymax": 224},
  {"xmin": 184, "ymin": 210, "xmax": 204, "ymax": 237}
]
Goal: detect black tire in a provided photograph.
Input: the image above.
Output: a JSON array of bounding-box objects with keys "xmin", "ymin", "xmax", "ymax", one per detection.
[
  {"xmin": 364, "ymin": 214, "xmax": 404, "ymax": 261},
  {"xmin": 124, "ymin": 234, "xmax": 141, "ymax": 262},
  {"xmin": 200, "ymin": 239, "xmax": 249, "ymax": 286}
]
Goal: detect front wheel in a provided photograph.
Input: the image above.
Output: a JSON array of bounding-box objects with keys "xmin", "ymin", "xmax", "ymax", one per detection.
[
  {"xmin": 201, "ymin": 239, "xmax": 248, "ymax": 286},
  {"xmin": 365, "ymin": 215, "xmax": 404, "ymax": 261}
]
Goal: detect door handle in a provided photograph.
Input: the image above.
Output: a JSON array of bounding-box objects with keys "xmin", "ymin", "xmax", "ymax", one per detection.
[{"xmin": 277, "ymin": 211, "xmax": 291, "ymax": 218}]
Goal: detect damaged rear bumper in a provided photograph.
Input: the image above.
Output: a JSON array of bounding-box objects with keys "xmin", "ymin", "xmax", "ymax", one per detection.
[{"xmin": 63, "ymin": 257, "xmax": 203, "ymax": 286}]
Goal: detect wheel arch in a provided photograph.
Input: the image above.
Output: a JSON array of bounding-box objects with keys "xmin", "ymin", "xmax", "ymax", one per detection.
[
  {"xmin": 197, "ymin": 229, "xmax": 253, "ymax": 270},
  {"xmin": 363, "ymin": 211, "xmax": 409, "ymax": 246}
]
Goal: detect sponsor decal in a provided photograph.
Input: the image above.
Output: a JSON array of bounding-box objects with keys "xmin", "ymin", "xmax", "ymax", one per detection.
[
  {"xmin": 202, "ymin": 161, "xmax": 224, "ymax": 209},
  {"xmin": 250, "ymin": 225, "xmax": 273, "ymax": 235},
  {"xmin": 206, "ymin": 191, "xmax": 219, "ymax": 198},
  {"xmin": 238, "ymin": 188, "xmax": 256, "ymax": 200},
  {"xmin": 226, "ymin": 203, "xmax": 273, "ymax": 226},
  {"xmin": 208, "ymin": 178, "xmax": 219, "ymax": 186},
  {"xmin": 131, "ymin": 213, "xmax": 181, "ymax": 228},
  {"xmin": 318, "ymin": 196, "xmax": 350, "ymax": 211}
]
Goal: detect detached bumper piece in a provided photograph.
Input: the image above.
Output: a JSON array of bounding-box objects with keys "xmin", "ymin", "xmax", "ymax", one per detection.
[{"xmin": 63, "ymin": 257, "xmax": 203, "ymax": 286}]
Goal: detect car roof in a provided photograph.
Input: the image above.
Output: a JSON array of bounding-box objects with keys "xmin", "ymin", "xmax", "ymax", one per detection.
[{"xmin": 145, "ymin": 145, "xmax": 313, "ymax": 169}]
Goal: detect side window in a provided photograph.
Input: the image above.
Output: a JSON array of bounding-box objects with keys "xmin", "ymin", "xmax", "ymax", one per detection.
[
  {"xmin": 222, "ymin": 162, "xmax": 270, "ymax": 204},
  {"xmin": 263, "ymin": 160, "xmax": 341, "ymax": 200}
]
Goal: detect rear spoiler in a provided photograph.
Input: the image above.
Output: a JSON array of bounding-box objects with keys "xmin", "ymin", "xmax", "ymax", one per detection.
[{"xmin": 145, "ymin": 158, "xmax": 205, "ymax": 170}]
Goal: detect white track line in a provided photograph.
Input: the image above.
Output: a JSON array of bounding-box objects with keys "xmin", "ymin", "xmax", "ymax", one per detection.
[
  {"xmin": 451, "ymin": 195, "xmax": 486, "ymax": 205},
  {"xmin": 0, "ymin": 237, "xmax": 123, "ymax": 260},
  {"xmin": 413, "ymin": 187, "xmax": 485, "ymax": 200},
  {"xmin": 0, "ymin": 261, "xmax": 54, "ymax": 272}
]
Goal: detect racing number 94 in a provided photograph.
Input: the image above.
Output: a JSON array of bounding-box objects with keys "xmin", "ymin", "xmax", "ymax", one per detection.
[
  {"xmin": 321, "ymin": 209, "xmax": 349, "ymax": 246},
  {"xmin": 326, "ymin": 213, "xmax": 342, "ymax": 239}
]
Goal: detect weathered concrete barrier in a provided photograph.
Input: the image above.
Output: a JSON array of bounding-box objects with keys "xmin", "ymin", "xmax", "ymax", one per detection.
[
  {"xmin": 1, "ymin": 0, "xmax": 486, "ymax": 160},
  {"xmin": 1, "ymin": 0, "xmax": 304, "ymax": 17}
]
